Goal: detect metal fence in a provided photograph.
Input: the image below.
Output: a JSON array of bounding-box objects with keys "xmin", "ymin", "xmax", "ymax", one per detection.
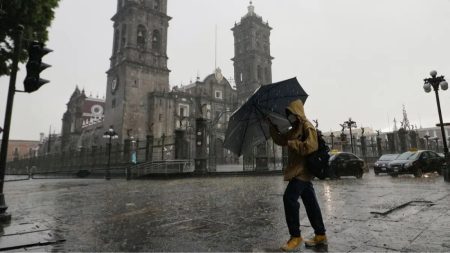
[{"xmin": 128, "ymin": 160, "xmax": 192, "ymax": 178}]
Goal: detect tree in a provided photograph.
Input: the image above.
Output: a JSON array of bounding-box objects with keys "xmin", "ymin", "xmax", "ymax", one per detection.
[{"xmin": 0, "ymin": 0, "xmax": 60, "ymax": 77}]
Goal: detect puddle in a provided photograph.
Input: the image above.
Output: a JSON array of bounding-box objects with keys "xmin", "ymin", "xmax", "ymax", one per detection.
[{"xmin": 370, "ymin": 201, "xmax": 434, "ymax": 220}]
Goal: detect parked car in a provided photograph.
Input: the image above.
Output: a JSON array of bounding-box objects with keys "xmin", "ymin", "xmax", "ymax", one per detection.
[
  {"xmin": 388, "ymin": 150, "xmax": 446, "ymax": 177},
  {"xmin": 328, "ymin": 152, "xmax": 365, "ymax": 179},
  {"xmin": 373, "ymin": 154, "xmax": 399, "ymax": 175}
]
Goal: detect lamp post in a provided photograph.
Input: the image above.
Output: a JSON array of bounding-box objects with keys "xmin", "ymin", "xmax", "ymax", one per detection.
[
  {"xmin": 343, "ymin": 118, "xmax": 357, "ymax": 153},
  {"xmin": 103, "ymin": 126, "xmax": 118, "ymax": 180},
  {"xmin": 0, "ymin": 26, "xmax": 24, "ymax": 223},
  {"xmin": 330, "ymin": 132, "xmax": 335, "ymax": 150},
  {"xmin": 423, "ymin": 70, "xmax": 449, "ymax": 181}
]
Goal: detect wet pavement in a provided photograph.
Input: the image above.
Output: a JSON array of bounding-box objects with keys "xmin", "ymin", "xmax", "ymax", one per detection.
[{"xmin": 1, "ymin": 170, "xmax": 450, "ymax": 252}]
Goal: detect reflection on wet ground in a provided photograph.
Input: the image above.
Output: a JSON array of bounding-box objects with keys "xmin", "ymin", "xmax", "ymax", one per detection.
[{"xmin": 2, "ymin": 171, "xmax": 450, "ymax": 252}]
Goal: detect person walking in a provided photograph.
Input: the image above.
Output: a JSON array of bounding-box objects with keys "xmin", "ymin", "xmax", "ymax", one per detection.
[{"xmin": 268, "ymin": 99, "xmax": 327, "ymax": 252}]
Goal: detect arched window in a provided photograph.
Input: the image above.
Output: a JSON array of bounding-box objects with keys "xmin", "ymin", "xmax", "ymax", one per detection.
[
  {"xmin": 137, "ymin": 25, "xmax": 147, "ymax": 48},
  {"xmin": 154, "ymin": 0, "xmax": 160, "ymax": 10},
  {"xmin": 152, "ymin": 30, "xmax": 161, "ymax": 51}
]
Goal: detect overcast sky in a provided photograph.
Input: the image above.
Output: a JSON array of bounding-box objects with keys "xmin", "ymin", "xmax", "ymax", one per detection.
[{"xmin": 2, "ymin": 0, "xmax": 450, "ymax": 140}]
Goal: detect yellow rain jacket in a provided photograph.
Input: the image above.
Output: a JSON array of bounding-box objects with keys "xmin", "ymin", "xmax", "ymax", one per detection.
[{"xmin": 269, "ymin": 100, "xmax": 318, "ymax": 181}]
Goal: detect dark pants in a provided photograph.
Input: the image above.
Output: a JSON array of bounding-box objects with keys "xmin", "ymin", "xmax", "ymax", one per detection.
[{"xmin": 283, "ymin": 178, "xmax": 326, "ymax": 237}]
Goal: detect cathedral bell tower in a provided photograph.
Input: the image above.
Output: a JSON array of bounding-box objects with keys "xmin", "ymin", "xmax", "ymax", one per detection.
[
  {"xmin": 104, "ymin": 0, "xmax": 171, "ymax": 141},
  {"xmin": 232, "ymin": 2, "xmax": 273, "ymax": 104}
]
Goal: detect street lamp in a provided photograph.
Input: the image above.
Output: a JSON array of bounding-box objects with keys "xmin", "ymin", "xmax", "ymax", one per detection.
[
  {"xmin": 330, "ymin": 132, "xmax": 335, "ymax": 150},
  {"xmin": 423, "ymin": 70, "xmax": 449, "ymax": 181},
  {"xmin": 343, "ymin": 118, "xmax": 357, "ymax": 153},
  {"xmin": 103, "ymin": 126, "xmax": 118, "ymax": 180}
]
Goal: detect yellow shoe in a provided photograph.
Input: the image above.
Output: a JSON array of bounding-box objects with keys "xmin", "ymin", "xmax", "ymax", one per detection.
[
  {"xmin": 304, "ymin": 235, "xmax": 327, "ymax": 247},
  {"xmin": 280, "ymin": 237, "xmax": 303, "ymax": 252}
]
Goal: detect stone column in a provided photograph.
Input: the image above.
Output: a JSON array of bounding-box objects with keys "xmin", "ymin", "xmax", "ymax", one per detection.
[{"xmin": 194, "ymin": 118, "xmax": 207, "ymax": 173}]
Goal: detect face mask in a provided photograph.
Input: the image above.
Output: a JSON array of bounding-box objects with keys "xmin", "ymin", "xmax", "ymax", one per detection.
[{"xmin": 287, "ymin": 114, "xmax": 298, "ymax": 126}]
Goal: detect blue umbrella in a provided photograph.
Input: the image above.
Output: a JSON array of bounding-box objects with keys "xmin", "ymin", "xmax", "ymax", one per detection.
[{"xmin": 224, "ymin": 77, "xmax": 308, "ymax": 156}]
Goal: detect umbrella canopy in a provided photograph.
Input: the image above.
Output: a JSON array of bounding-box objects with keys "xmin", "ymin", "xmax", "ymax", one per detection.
[{"xmin": 224, "ymin": 77, "xmax": 308, "ymax": 156}]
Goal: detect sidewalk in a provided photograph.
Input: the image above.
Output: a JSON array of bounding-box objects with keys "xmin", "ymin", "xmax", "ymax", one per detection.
[{"xmin": 1, "ymin": 171, "xmax": 449, "ymax": 252}]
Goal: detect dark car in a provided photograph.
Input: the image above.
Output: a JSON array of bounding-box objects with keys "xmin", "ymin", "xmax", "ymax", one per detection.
[
  {"xmin": 373, "ymin": 154, "xmax": 399, "ymax": 175},
  {"xmin": 328, "ymin": 152, "xmax": 365, "ymax": 179},
  {"xmin": 388, "ymin": 150, "xmax": 446, "ymax": 177}
]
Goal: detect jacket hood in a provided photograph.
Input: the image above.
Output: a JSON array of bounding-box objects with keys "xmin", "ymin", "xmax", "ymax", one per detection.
[{"xmin": 286, "ymin": 99, "xmax": 307, "ymax": 121}]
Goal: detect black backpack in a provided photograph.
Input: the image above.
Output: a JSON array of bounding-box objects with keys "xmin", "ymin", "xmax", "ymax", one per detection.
[{"xmin": 302, "ymin": 129, "xmax": 330, "ymax": 180}]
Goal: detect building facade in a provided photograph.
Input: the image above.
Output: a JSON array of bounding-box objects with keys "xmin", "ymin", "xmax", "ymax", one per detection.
[
  {"xmin": 61, "ymin": 87, "xmax": 105, "ymax": 151},
  {"xmin": 50, "ymin": 1, "xmax": 276, "ymax": 168},
  {"xmin": 0, "ymin": 140, "xmax": 40, "ymax": 162},
  {"xmin": 147, "ymin": 69, "xmax": 239, "ymax": 163}
]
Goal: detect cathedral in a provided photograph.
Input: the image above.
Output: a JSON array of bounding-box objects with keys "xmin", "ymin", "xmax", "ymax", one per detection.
[{"xmin": 60, "ymin": 0, "xmax": 275, "ymax": 166}]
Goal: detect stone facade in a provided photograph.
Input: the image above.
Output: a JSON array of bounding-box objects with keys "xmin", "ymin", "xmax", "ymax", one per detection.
[
  {"xmin": 104, "ymin": 0, "xmax": 171, "ymax": 142},
  {"xmin": 147, "ymin": 69, "xmax": 238, "ymax": 161},
  {"xmin": 232, "ymin": 3, "xmax": 273, "ymax": 104},
  {"xmin": 61, "ymin": 87, "xmax": 105, "ymax": 151},
  {"xmin": 53, "ymin": 1, "xmax": 275, "ymax": 166}
]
